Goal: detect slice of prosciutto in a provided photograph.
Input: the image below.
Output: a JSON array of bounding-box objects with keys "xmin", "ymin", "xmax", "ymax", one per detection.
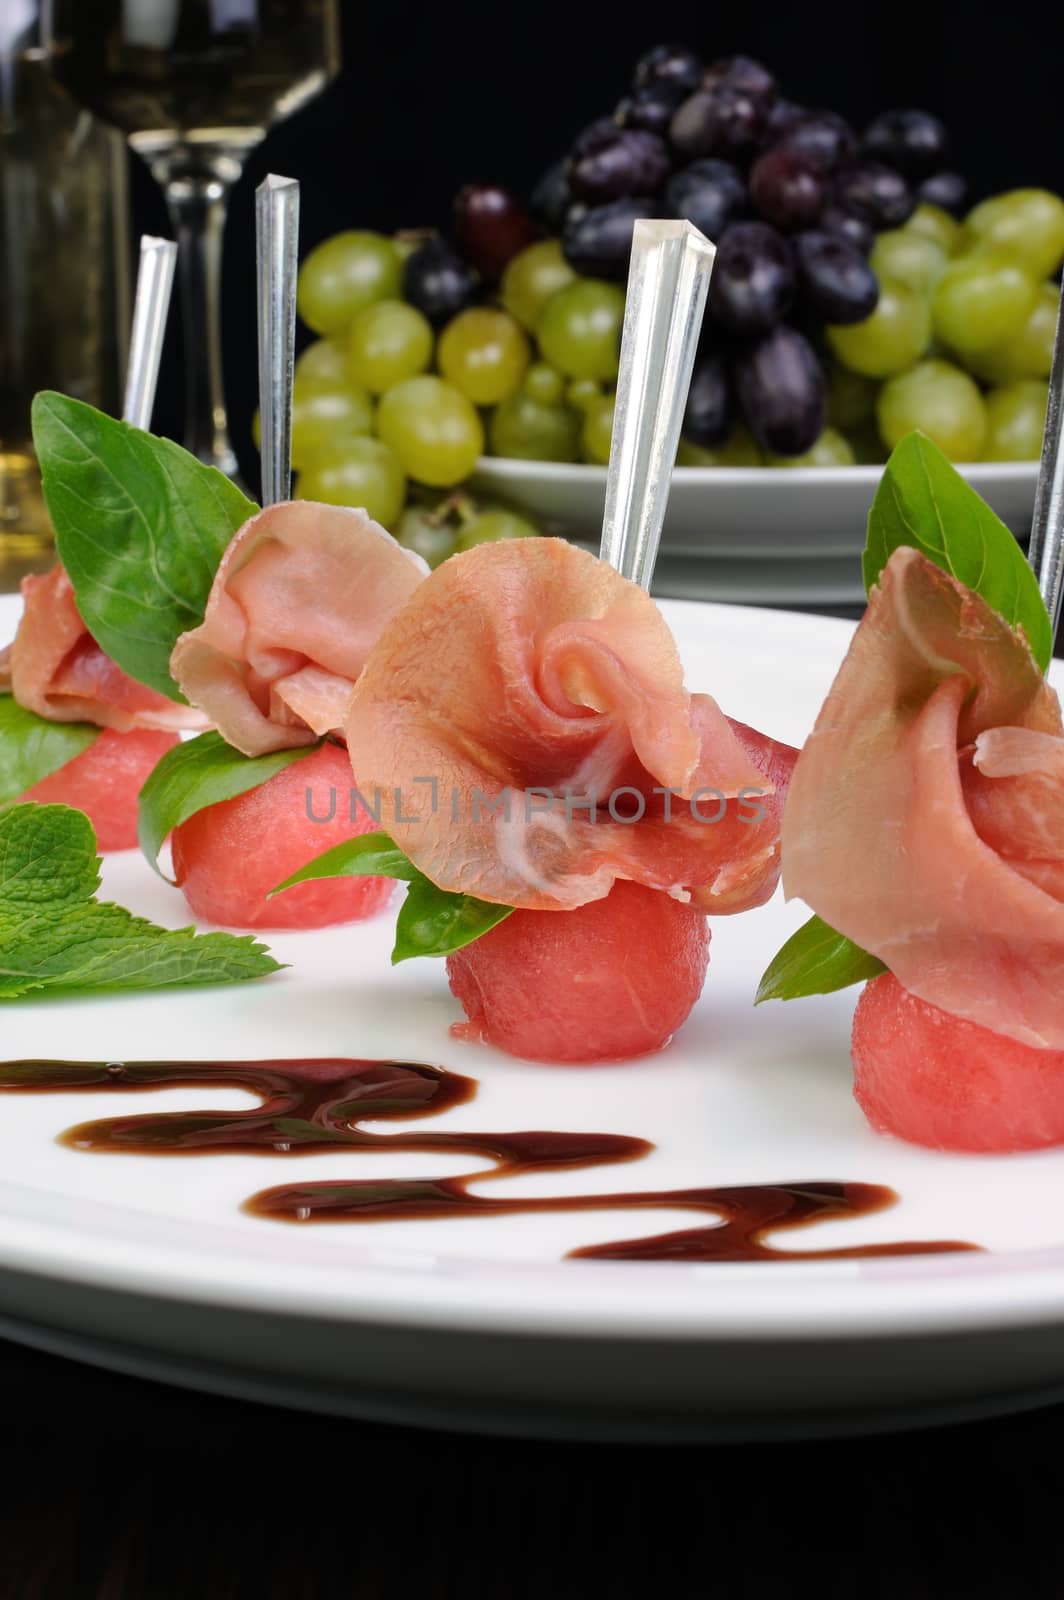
[
  {"xmin": 782, "ymin": 545, "xmax": 1064, "ymax": 1050},
  {"xmin": 5, "ymin": 566, "xmax": 203, "ymax": 732},
  {"xmin": 170, "ymin": 501, "xmax": 428, "ymax": 758},
  {"xmin": 344, "ymin": 537, "xmax": 797, "ymax": 913}
]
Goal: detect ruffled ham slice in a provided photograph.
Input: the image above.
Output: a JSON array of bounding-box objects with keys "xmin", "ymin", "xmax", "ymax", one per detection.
[
  {"xmin": 5, "ymin": 566, "xmax": 203, "ymax": 732},
  {"xmin": 782, "ymin": 545, "xmax": 1064, "ymax": 1049},
  {"xmin": 170, "ymin": 501, "xmax": 428, "ymax": 757},
  {"xmin": 344, "ymin": 537, "xmax": 796, "ymax": 912}
]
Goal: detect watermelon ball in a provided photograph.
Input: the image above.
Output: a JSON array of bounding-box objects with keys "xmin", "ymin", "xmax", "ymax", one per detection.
[
  {"xmin": 171, "ymin": 741, "xmax": 393, "ymax": 931},
  {"xmin": 852, "ymin": 971, "xmax": 1064, "ymax": 1153},
  {"xmin": 19, "ymin": 728, "xmax": 179, "ymax": 852},
  {"xmin": 446, "ymin": 879, "xmax": 710, "ymax": 1063}
]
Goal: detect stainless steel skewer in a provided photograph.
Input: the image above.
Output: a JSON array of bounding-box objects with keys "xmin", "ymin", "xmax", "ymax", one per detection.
[
  {"xmin": 255, "ymin": 174, "xmax": 301, "ymax": 507},
  {"xmin": 1028, "ymin": 289, "xmax": 1064, "ymax": 635},
  {"xmin": 123, "ymin": 236, "xmax": 177, "ymax": 429},
  {"xmin": 599, "ymin": 219, "xmax": 715, "ymax": 590}
]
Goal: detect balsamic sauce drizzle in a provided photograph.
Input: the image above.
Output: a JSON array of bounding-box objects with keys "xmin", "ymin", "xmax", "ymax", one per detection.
[{"xmin": 0, "ymin": 1059, "xmax": 976, "ymax": 1262}]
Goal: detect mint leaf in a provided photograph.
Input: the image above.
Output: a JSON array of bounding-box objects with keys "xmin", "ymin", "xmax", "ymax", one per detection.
[
  {"xmin": 0, "ymin": 698, "xmax": 99, "ymax": 805},
  {"xmin": 0, "ymin": 804, "xmax": 280, "ymax": 998},
  {"xmin": 32, "ymin": 392, "xmax": 257, "ymax": 701},
  {"xmin": 864, "ymin": 432, "xmax": 1052, "ymax": 669},
  {"xmin": 756, "ymin": 914, "xmax": 887, "ymax": 1004},
  {"xmin": 392, "ymin": 873, "xmax": 513, "ymax": 964},
  {"xmin": 272, "ymin": 830, "xmax": 514, "ymax": 962},
  {"xmin": 138, "ymin": 730, "xmax": 321, "ymax": 880}
]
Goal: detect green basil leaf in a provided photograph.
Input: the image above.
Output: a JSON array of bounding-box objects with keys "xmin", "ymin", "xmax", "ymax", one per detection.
[
  {"xmin": 270, "ymin": 830, "xmax": 423, "ymax": 894},
  {"xmin": 755, "ymin": 914, "xmax": 886, "ymax": 1004},
  {"xmin": 864, "ymin": 431, "xmax": 1052, "ymax": 669},
  {"xmin": 32, "ymin": 391, "xmax": 257, "ymax": 701},
  {"xmin": 138, "ymin": 730, "xmax": 320, "ymax": 880},
  {"xmin": 0, "ymin": 804, "xmax": 280, "ymax": 998},
  {"xmin": 270, "ymin": 830, "xmax": 514, "ymax": 961},
  {"xmin": 0, "ymin": 698, "xmax": 100, "ymax": 805},
  {"xmin": 391, "ymin": 874, "xmax": 514, "ymax": 964}
]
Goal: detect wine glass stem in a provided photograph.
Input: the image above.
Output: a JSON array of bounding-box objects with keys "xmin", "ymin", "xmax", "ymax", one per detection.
[{"xmin": 158, "ymin": 162, "xmax": 239, "ymax": 478}]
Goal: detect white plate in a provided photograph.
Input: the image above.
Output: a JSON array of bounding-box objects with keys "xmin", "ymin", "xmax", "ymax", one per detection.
[
  {"xmin": 3, "ymin": 592, "xmax": 1064, "ymax": 1442},
  {"xmin": 471, "ymin": 458, "xmax": 1039, "ymax": 606}
]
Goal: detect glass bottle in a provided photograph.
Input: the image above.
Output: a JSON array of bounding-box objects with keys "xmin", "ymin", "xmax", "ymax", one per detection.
[{"xmin": 0, "ymin": 7, "xmax": 130, "ymax": 572}]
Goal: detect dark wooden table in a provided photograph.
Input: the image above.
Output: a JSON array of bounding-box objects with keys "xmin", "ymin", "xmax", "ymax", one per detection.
[{"xmin": 0, "ymin": 1331, "xmax": 1059, "ymax": 1599}]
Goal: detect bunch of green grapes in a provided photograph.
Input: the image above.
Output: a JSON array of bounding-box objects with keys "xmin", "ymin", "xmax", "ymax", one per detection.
[
  {"xmin": 288, "ymin": 223, "xmax": 629, "ymax": 550},
  {"xmin": 821, "ymin": 189, "xmax": 1063, "ymax": 465}
]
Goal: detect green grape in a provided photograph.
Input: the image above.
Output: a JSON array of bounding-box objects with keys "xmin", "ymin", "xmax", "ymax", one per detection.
[
  {"xmin": 295, "ymin": 436, "xmax": 406, "ymax": 527},
  {"xmin": 931, "ymin": 254, "xmax": 1038, "ymax": 353},
  {"xmin": 826, "ymin": 365, "xmax": 879, "ymax": 431},
  {"xmin": 567, "ymin": 377, "xmax": 603, "ymax": 413},
  {"xmin": 964, "ymin": 189, "xmax": 1064, "ymax": 280},
  {"xmin": 297, "ymin": 231, "xmax": 403, "ymax": 336},
  {"xmin": 456, "ymin": 508, "xmax": 541, "ymax": 549},
  {"xmin": 377, "ymin": 375, "xmax": 484, "ymax": 486},
  {"xmin": 870, "ymin": 229, "xmax": 947, "ymax": 296},
  {"xmin": 905, "ymin": 203, "xmax": 963, "ymax": 257},
  {"xmin": 965, "ymin": 283, "xmax": 1060, "ymax": 383},
  {"xmin": 438, "ymin": 308, "xmax": 530, "ymax": 405},
  {"xmin": 537, "ymin": 279, "xmax": 626, "ymax": 381},
  {"xmin": 766, "ymin": 428, "xmax": 856, "ymax": 468},
  {"xmin": 489, "ymin": 391, "xmax": 581, "ymax": 461},
  {"xmin": 983, "ymin": 379, "xmax": 1049, "ymax": 461},
  {"xmin": 581, "ymin": 395, "xmax": 615, "ymax": 464},
  {"xmin": 827, "ymin": 278, "xmax": 932, "ymax": 378},
  {"xmin": 523, "ymin": 362, "xmax": 565, "ymax": 405},
  {"xmin": 676, "ymin": 428, "xmax": 763, "ymax": 467},
  {"xmin": 294, "ymin": 339, "xmax": 350, "ymax": 386},
  {"xmin": 501, "ymin": 239, "xmax": 577, "ymax": 331},
  {"xmin": 347, "ymin": 299, "xmax": 433, "ymax": 394},
  {"xmin": 395, "ymin": 505, "xmax": 460, "ymax": 568},
  {"xmin": 252, "ymin": 381, "xmax": 375, "ymax": 470},
  {"xmin": 877, "ymin": 359, "xmax": 988, "ymax": 462}
]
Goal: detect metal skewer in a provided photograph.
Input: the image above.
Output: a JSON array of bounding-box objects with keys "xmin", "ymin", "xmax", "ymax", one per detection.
[
  {"xmin": 1029, "ymin": 292, "xmax": 1064, "ymax": 635},
  {"xmin": 255, "ymin": 174, "xmax": 300, "ymax": 507},
  {"xmin": 123, "ymin": 235, "xmax": 177, "ymax": 429},
  {"xmin": 599, "ymin": 219, "xmax": 715, "ymax": 590}
]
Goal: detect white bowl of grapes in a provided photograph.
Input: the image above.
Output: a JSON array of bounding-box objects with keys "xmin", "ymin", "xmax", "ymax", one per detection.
[{"xmin": 284, "ymin": 44, "xmax": 1055, "ymax": 602}]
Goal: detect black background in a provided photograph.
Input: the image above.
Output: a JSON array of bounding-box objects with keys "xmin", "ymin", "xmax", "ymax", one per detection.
[{"xmin": 134, "ymin": 0, "xmax": 1064, "ymax": 482}]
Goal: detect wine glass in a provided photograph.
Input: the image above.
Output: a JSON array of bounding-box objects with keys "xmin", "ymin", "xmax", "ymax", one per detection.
[{"xmin": 42, "ymin": 0, "xmax": 340, "ymax": 478}]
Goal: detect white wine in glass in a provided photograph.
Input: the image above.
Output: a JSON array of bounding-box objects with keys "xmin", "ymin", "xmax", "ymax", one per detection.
[{"xmin": 44, "ymin": 0, "xmax": 340, "ymax": 476}]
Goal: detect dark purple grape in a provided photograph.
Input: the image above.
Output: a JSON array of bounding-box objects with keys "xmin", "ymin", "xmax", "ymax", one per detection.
[
  {"xmin": 835, "ymin": 163, "xmax": 915, "ymax": 228},
  {"xmin": 616, "ymin": 81, "xmax": 687, "ymax": 136},
  {"xmin": 749, "ymin": 148, "xmax": 827, "ymax": 230},
  {"xmin": 794, "ymin": 230, "xmax": 879, "ymax": 324},
  {"xmin": 570, "ymin": 117, "xmax": 625, "ymax": 160},
  {"xmin": 682, "ymin": 353, "xmax": 732, "ymax": 448},
  {"xmin": 863, "ymin": 108, "xmax": 949, "ymax": 180},
  {"xmin": 709, "ymin": 221, "xmax": 795, "ymax": 336},
  {"xmin": 562, "ymin": 197, "xmax": 655, "ymax": 280},
  {"xmin": 733, "ymin": 326, "xmax": 826, "ymax": 456},
  {"xmin": 633, "ymin": 43, "xmax": 703, "ymax": 97},
  {"xmin": 401, "ymin": 240, "xmax": 479, "ymax": 327},
  {"xmin": 663, "ymin": 159, "xmax": 746, "ymax": 238},
  {"xmin": 701, "ymin": 55, "xmax": 777, "ymax": 109},
  {"xmin": 918, "ymin": 170, "xmax": 968, "ymax": 215},
  {"xmin": 530, "ymin": 161, "xmax": 572, "ymax": 231},
  {"xmin": 765, "ymin": 98, "xmax": 807, "ymax": 141},
  {"xmin": 670, "ymin": 83, "xmax": 770, "ymax": 161},
  {"xmin": 453, "ymin": 185, "xmax": 536, "ymax": 281},
  {"xmin": 819, "ymin": 204, "xmax": 874, "ymax": 254},
  {"xmin": 567, "ymin": 127, "xmax": 671, "ymax": 202},
  {"xmin": 775, "ymin": 110, "xmax": 858, "ymax": 173}
]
